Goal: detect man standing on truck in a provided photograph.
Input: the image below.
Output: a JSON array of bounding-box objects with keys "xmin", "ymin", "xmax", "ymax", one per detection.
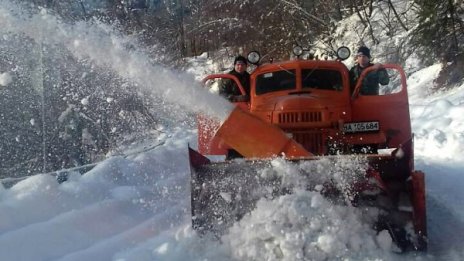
[
  {"xmin": 350, "ymin": 46, "xmax": 389, "ymax": 95},
  {"xmin": 219, "ymin": 55, "xmax": 250, "ymax": 102}
]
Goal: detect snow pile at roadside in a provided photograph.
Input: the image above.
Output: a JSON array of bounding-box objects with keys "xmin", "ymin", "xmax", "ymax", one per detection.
[
  {"xmin": 224, "ymin": 190, "xmax": 392, "ymax": 261},
  {"xmin": 408, "ymin": 65, "xmax": 464, "ymax": 163},
  {"xmin": 0, "ymin": 128, "xmax": 197, "ymax": 261},
  {"xmin": 412, "ymin": 97, "xmax": 464, "ymax": 163}
]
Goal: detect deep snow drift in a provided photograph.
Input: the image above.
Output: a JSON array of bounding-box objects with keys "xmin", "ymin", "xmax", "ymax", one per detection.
[{"xmin": 1, "ymin": 1, "xmax": 464, "ymax": 260}]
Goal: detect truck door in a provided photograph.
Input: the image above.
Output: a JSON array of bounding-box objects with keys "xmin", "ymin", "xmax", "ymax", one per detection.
[
  {"xmin": 198, "ymin": 74, "xmax": 249, "ymax": 155},
  {"xmin": 350, "ymin": 64, "xmax": 411, "ymax": 149}
]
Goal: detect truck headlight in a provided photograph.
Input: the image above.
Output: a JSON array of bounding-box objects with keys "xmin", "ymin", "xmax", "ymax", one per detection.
[
  {"xmin": 336, "ymin": 46, "xmax": 351, "ymax": 61},
  {"xmin": 293, "ymin": 46, "xmax": 304, "ymax": 57}
]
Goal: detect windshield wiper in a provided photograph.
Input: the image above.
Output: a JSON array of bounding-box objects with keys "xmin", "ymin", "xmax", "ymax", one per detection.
[
  {"xmin": 277, "ymin": 65, "xmax": 295, "ymax": 75},
  {"xmin": 288, "ymin": 90, "xmax": 312, "ymax": 95}
]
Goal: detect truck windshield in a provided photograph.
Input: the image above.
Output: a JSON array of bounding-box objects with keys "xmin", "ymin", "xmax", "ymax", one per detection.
[
  {"xmin": 302, "ymin": 69, "xmax": 343, "ymax": 91},
  {"xmin": 256, "ymin": 69, "xmax": 296, "ymax": 95}
]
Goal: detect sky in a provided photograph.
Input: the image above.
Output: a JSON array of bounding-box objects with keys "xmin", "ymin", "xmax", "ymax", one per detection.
[{"xmin": 1, "ymin": 0, "xmax": 464, "ymax": 260}]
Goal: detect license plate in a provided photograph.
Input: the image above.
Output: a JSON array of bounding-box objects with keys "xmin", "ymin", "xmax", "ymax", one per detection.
[{"xmin": 343, "ymin": 121, "xmax": 379, "ymax": 133}]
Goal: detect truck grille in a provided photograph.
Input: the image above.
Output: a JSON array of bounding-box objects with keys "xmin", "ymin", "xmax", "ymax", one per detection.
[
  {"xmin": 292, "ymin": 132, "xmax": 325, "ymax": 155},
  {"xmin": 278, "ymin": 111, "xmax": 322, "ymax": 123}
]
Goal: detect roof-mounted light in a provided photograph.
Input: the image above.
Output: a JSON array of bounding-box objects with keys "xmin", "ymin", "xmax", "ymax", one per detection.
[
  {"xmin": 293, "ymin": 46, "xmax": 304, "ymax": 57},
  {"xmin": 247, "ymin": 51, "xmax": 261, "ymax": 65},
  {"xmin": 336, "ymin": 46, "xmax": 351, "ymax": 61}
]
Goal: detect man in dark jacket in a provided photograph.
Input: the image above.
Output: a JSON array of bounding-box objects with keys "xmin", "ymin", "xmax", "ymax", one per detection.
[
  {"xmin": 219, "ymin": 55, "xmax": 251, "ymax": 102},
  {"xmin": 350, "ymin": 46, "xmax": 389, "ymax": 95}
]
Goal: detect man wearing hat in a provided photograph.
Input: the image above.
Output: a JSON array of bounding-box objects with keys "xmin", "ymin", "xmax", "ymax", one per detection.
[
  {"xmin": 350, "ymin": 46, "xmax": 389, "ymax": 95},
  {"xmin": 219, "ymin": 55, "xmax": 250, "ymax": 102}
]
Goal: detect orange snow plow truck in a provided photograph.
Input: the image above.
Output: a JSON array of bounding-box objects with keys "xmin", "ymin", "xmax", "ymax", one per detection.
[{"xmin": 189, "ymin": 47, "xmax": 426, "ymax": 251}]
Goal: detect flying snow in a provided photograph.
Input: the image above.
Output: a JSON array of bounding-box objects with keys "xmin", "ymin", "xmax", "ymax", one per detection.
[{"xmin": 0, "ymin": 72, "xmax": 12, "ymax": 86}]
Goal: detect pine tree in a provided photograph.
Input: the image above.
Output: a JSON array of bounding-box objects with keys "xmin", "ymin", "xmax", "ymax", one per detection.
[
  {"xmin": 412, "ymin": 0, "xmax": 464, "ymax": 63},
  {"xmin": 412, "ymin": 0, "xmax": 464, "ymax": 86}
]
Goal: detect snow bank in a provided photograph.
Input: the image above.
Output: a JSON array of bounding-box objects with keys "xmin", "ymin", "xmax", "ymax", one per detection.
[
  {"xmin": 0, "ymin": 72, "xmax": 12, "ymax": 86},
  {"xmin": 409, "ymin": 66, "xmax": 464, "ymax": 163}
]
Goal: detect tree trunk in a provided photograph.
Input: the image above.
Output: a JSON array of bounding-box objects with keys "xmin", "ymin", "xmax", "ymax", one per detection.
[
  {"xmin": 387, "ymin": 0, "xmax": 408, "ymax": 31},
  {"xmin": 447, "ymin": 0, "xmax": 459, "ymax": 60}
]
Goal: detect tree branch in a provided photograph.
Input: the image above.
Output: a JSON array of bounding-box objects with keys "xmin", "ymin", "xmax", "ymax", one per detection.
[{"xmin": 387, "ymin": 0, "xmax": 409, "ymax": 31}]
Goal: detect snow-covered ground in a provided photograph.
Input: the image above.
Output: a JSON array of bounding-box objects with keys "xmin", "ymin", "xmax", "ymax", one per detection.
[{"xmin": 1, "ymin": 1, "xmax": 464, "ymax": 260}]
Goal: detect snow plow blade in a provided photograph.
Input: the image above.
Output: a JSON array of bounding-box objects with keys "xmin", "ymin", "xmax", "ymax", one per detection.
[
  {"xmin": 215, "ymin": 106, "xmax": 312, "ymax": 158},
  {"xmin": 189, "ymin": 148, "xmax": 427, "ymax": 251}
]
